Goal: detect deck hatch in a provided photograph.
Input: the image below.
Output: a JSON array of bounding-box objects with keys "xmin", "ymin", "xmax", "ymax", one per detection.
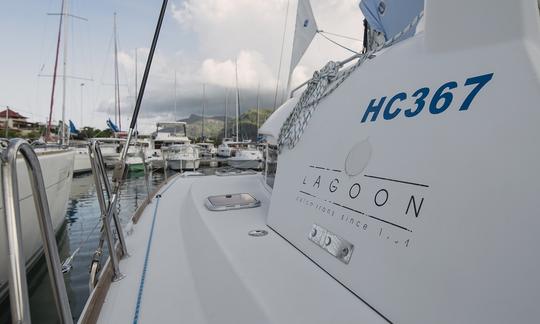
[{"xmin": 205, "ymin": 193, "xmax": 261, "ymax": 211}]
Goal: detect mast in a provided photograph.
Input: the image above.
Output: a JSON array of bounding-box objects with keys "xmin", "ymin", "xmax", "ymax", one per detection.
[
  {"xmin": 202, "ymin": 83, "xmax": 206, "ymax": 141},
  {"xmin": 80, "ymin": 82, "xmax": 84, "ymax": 127},
  {"xmin": 46, "ymin": 0, "xmax": 65, "ymax": 141},
  {"xmin": 224, "ymin": 89, "xmax": 229, "ymax": 139},
  {"xmin": 256, "ymin": 82, "xmax": 260, "ymax": 131},
  {"xmin": 135, "ymin": 48, "xmax": 138, "ymax": 105},
  {"xmin": 61, "ymin": 0, "xmax": 69, "ymax": 145},
  {"xmin": 5, "ymin": 106, "xmax": 9, "ymax": 138},
  {"xmin": 174, "ymin": 70, "xmax": 177, "ymax": 121},
  {"xmin": 113, "ymin": 12, "xmax": 121, "ymax": 132},
  {"xmin": 272, "ymin": 0, "xmax": 290, "ymax": 111},
  {"xmin": 235, "ymin": 59, "xmax": 240, "ymax": 142}
]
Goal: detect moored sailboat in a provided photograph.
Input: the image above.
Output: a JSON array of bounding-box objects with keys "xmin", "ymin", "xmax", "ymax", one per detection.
[
  {"xmin": 0, "ymin": 145, "xmax": 74, "ymax": 300},
  {"xmin": 0, "ymin": 0, "xmax": 78, "ymax": 300},
  {"xmin": 6, "ymin": 0, "xmax": 540, "ymax": 323}
]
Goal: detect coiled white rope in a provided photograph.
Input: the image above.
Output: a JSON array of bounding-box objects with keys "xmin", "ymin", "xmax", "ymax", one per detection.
[{"xmin": 278, "ymin": 11, "xmax": 424, "ymax": 153}]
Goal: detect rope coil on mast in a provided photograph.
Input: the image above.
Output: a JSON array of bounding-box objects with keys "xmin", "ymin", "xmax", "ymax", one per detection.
[{"xmin": 277, "ymin": 11, "xmax": 424, "ymax": 153}]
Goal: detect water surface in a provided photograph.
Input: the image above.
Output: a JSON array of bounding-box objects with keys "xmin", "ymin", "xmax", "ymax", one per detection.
[{"xmin": 2, "ymin": 169, "xmax": 170, "ymax": 323}]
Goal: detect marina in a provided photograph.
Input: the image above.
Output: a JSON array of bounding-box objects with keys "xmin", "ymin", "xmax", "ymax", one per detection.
[{"xmin": 2, "ymin": 0, "xmax": 540, "ymax": 323}]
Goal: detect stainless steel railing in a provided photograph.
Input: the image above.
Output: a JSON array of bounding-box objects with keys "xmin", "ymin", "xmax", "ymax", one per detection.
[
  {"xmin": 87, "ymin": 140, "xmax": 127, "ymax": 284},
  {"xmin": 0, "ymin": 139, "xmax": 73, "ymax": 324}
]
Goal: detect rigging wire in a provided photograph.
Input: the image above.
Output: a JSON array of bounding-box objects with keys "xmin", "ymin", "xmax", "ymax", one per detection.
[
  {"xmin": 272, "ymin": 0, "xmax": 291, "ymax": 111},
  {"xmin": 97, "ymin": 29, "xmax": 115, "ymax": 120},
  {"xmin": 317, "ymin": 30, "xmax": 363, "ymax": 42},
  {"xmin": 317, "ymin": 31, "xmax": 360, "ymax": 55}
]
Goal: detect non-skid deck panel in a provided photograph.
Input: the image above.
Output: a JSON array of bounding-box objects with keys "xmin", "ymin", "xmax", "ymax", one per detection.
[
  {"xmin": 97, "ymin": 174, "xmax": 385, "ymax": 323},
  {"xmin": 97, "ymin": 176, "xmax": 206, "ymax": 323}
]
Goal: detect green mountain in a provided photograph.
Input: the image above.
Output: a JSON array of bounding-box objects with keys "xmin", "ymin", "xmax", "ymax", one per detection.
[{"xmin": 179, "ymin": 108, "xmax": 273, "ymax": 142}]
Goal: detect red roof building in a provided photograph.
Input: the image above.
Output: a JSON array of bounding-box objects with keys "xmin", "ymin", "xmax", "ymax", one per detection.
[
  {"xmin": 0, "ymin": 108, "xmax": 27, "ymax": 120},
  {"xmin": 0, "ymin": 108, "xmax": 37, "ymax": 131}
]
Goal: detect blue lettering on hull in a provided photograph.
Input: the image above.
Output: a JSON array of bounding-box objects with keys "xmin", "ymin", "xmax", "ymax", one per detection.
[{"xmin": 361, "ymin": 73, "xmax": 494, "ymax": 123}]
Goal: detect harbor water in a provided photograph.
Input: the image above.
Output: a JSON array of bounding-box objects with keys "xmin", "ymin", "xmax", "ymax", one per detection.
[{"xmin": 0, "ymin": 168, "xmax": 206, "ymax": 323}]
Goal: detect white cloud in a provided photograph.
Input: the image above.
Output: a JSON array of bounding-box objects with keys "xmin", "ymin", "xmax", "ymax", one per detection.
[
  {"xmin": 170, "ymin": 0, "xmax": 363, "ymax": 89},
  {"xmin": 100, "ymin": 0, "xmax": 364, "ymax": 132},
  {"xmin": 200, "ymin": 50, "xmax": 276, "ymax": 90}
]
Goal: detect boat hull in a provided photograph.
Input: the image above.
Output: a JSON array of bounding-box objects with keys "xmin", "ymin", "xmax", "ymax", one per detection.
[
  {"xmin": 0, "ymin": 149, "xmax": 75, "ymax": 299},
  {"xmin": 149, "ymin": 158, "xmax": 165, "ymax": 170},
  {"xmin": 128, "ymin": 163, "xmax": 146, "ymax": 172},
  {"xmin": 73, "ymin": 147, "xmax": 92, "ymax": 174},
  {"xmin": 168, "ymin": 159, "xmax": 201, "ymax": 171},
  {"xmin": 227, "ymin": 159, "xmax": 264, "ymax": 170}
]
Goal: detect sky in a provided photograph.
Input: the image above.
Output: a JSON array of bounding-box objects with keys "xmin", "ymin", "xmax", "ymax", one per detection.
[{"xmin": 0, "ymin": 0, "xmax": 364, "ymax": 133}]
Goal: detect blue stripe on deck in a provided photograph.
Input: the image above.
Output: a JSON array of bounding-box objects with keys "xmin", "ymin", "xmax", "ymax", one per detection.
[{"xmin": 133, "ymin": 194, "xmax": 161, "ymax": 324}]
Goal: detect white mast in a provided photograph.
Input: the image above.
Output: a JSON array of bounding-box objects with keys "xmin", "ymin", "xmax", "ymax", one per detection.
[
  {"xmin": 135, "ymin": 48, "xmax": 138, "ymax": 105},
  {"xmin": 5, "ymin": 106, "xmax": 9, "ymax": 138},
  {"xmin": 60, "ymin": 0, "xmax": 69, "ymax": 145},
  {"xmin": 273, "ymin": 0, "xmax": 291, "ymax": 111},
  {"xmin": 80, "ymin": 82, "xmax": 85, "ymax": 127},
  {"xmin": 134, "ymin": 48, "xmax": 138, "ymax": 133},
  {"xmin": 256, "ymin": 82, "xmax": 260, "ymax": 131},
  {"xmin": 174, "ymin": 70, "xmax": 177, "ymax": 121},
  {"xmin": 235, "ymin": 59, "xmax": 240, "ymax": 142},
  {"xmin": 113, "ymin": 12, "xmax": 121, "ymax": 131},
  {"xmin": 202, "ymin": 83, "xmax": 206, "ymax": 141},
  {"xmin": 224, "ymin": 88, "xmax": 229, "ymax": 139}
]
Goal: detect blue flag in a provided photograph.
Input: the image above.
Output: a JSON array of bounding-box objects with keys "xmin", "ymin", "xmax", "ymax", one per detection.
[
  {"xmin": 69, "ymin": 120, "xmax": 79, "ymax": 134},
  {"xmin": 106, "ymin": 118, "xmax": 120, "ymax": 133}
]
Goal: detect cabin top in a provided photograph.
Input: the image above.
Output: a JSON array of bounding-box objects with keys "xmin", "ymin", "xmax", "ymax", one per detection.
[{"xmin": 264, "ymin": 0, "xmax": 540, "ymax": 323}]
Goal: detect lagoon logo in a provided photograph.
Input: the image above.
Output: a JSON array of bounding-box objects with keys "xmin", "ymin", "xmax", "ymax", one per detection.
[
  {"xmin": 361, "ymin": 73, "xmax": 493, "ymax": 123},
  {"xmin": 377, "ymin": 1, "xmax": 386, "ymax": 15}
]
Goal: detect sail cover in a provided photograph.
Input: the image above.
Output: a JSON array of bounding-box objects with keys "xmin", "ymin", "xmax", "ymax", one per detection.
[
  {"xmin": 107, "ymin": 118, "xmax": 120, "ymax": 133},
  {"xmin": 69, "ymin": 120, "xmax": 79, "ymax": 134},
  {"xmin": 289, "ymin": 0, "xmax": 318, "ymax": 74},
  {"xmin": 359, "ymin": 0, "xmax": 424, "ymax": 42}
]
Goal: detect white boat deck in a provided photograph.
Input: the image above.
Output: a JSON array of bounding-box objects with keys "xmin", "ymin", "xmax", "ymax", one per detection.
[{"xmin": 94, "ymin": 174, "xmax": 386, "ymax": 323}]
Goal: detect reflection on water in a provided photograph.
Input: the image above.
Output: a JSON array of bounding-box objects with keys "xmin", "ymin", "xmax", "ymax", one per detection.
[{"xmin": 1, "ymin": 169, "xmax": 170, "ymax": 323}]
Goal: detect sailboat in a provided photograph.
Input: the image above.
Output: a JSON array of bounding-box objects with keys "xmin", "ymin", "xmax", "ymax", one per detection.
[
  {"xmin": 70, "ymin": 121, "xmax": 93, "ymax": 174},
  {"xmin": 217, "ymin": 60, "xmax": 253, "ymax": 159},
  {"xmin": 197, "ymin": 84, "xmax": 218, "ymax": 158},
  {"xmin": 226, "ymin": 63, "xmax": 264, "ymax": 169},
  {"xmin": 97, "ymin": 13, "xmax": 137, "ymax": 168},
  {"xmin": 8, "ymin": 0, "xmax": 540, "ymax": 323},
  {"xmin": 228, "ymin": 87, "xmax": 264, "ymax": 170},
  {"xmin": 0, "ymin": 0, "xmax": 75, "ymax": 300}
]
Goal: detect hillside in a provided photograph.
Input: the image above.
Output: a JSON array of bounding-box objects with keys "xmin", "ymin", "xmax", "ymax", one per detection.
[{"xmin": 179, "ymin": 108, "xmax": 273, "ymax": 142}]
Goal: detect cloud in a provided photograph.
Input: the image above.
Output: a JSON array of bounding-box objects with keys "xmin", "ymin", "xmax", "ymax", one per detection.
[
  {"xmin": 98, "ymin": 0, "xmax": 363, "ymax": 132},
  {"xmin": 200, "ymin": 50, "xmax": 277, "ymax": 90}
]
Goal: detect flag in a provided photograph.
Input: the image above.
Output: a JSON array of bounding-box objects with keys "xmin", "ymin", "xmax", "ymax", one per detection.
[
  {"xmin": 289, "ymin": 0, "xmax": 318, "ymax": 74},
  {"xmin": 107, "ymin": 118, "xmax": 120, "ymax": 133},
  {"xmin": 69, "ymin": 120, "xmax": 79, "ymax": 134}
]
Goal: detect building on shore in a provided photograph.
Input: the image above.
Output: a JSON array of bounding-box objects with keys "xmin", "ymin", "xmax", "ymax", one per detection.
[{"xmin": 0, "ymin": 107, "xmax": 41, "ymax": 137}]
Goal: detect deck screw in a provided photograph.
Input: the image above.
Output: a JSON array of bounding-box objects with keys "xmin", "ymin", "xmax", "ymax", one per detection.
[
  {"xmin": 248, "ymin": 229, "xmax": 268, "ymax": 237},
  {"xmin": 325, "ymin": 236, "xmax": 332, "ymax": 246}
]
